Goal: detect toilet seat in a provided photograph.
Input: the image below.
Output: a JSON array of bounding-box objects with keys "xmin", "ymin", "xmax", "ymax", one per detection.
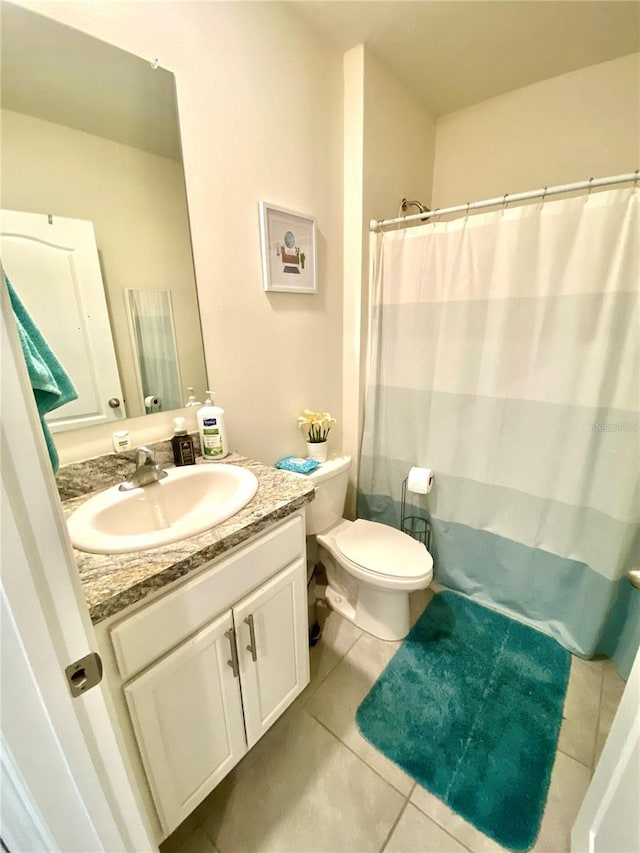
[
  {"xmin": 334, "ymin": 519, "xmax": 433, "ymax": 585},
  {"xmin": 316, "ymin": 517, "xmax": 434, "ymax": 638}
]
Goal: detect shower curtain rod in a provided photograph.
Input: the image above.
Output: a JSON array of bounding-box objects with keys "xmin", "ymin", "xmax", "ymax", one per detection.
[{"xmin": 369, "ymin": 170, "xmax": 639, "ymax": 232}]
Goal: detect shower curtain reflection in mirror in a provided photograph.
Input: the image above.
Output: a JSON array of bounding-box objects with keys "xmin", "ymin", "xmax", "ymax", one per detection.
[{"xmin": 126, "ymin": 289, "xmax": 182, "ymax": 413}]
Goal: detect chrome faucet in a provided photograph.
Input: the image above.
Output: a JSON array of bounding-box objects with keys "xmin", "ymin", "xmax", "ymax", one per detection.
[{"xmin": 119, "ymin": 446, "xmax": 168, "ymax": 491}]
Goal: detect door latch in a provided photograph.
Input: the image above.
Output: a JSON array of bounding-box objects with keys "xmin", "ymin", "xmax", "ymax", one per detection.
[{"xmin": 65, "ymin": 652, "xmax": 103, "ymax": 697}]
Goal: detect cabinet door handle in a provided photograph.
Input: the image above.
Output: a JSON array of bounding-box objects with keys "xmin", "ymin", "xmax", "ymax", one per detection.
[
  {"xmin": 225, "ymin": 627, "xmax": 240, "ymax": 678},
  {"xmin": 244, "ymin": 615, "xmax": 258, "ymax": 662}
]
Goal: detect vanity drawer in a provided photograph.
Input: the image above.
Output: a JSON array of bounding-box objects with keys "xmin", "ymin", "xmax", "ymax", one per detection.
[{"xmin": 111, "ymin": 514, "xmax": 305, "ymax": 681}]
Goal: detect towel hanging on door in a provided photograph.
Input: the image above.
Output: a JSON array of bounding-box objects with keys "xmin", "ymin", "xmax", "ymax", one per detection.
[{"xmin": 5, "ymin": 273, "xmax": 77, "ymax": 471}]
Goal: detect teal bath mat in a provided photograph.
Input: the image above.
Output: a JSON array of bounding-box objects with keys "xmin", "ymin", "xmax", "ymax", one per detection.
[{"xmin": 356, "ymin": 591, "xmax": 570, "ymax": 851}]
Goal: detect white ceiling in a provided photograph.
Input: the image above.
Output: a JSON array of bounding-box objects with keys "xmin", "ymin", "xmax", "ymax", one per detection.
[{"xmin": 288, "ymin": 0, "xmax": 640, "ymax": 117}]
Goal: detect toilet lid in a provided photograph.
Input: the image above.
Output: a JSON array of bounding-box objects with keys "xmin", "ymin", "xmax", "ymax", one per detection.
[{"xmin": 335, "ymin": 519, "xmax": 432, "ymax": 579}]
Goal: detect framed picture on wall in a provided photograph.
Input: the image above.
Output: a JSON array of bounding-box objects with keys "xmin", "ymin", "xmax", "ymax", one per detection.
[{"xmin": 259, "ymin": 202, "xmax": 317, "ymax": 294}]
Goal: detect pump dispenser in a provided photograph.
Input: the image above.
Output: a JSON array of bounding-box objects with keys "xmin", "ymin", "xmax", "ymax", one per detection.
[
  {"xmin": 171, "ymin": 417, "xmax": 196, "ymax": 466},
  {"xmin": 197, "ymin": 391, "xmax": 229, "ymax": 460}
]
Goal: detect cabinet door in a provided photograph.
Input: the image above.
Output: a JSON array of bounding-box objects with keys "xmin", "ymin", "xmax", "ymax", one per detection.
[
  {"xmin": 235, "ymin": 557, "xmax": 310, "ymax": 749},
  {"xmin": 124, "ymin": 610, "xmax": 246, "ymax": 835}
]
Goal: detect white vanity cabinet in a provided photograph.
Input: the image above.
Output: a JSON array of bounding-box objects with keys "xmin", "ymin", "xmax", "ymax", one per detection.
[
  {"xmin": 123, "ymin": 609, "xmax": 246, "ymax": 833},
  {"xmin": 107, "ymin": 513, "xmax": 310, "ymax": 837},
  {"xmin": 233, "ymin": 558, "xmax": 308, "ymax": 748}
]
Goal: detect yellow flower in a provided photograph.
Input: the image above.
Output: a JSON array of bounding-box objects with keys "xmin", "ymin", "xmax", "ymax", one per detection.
[{"xmin": 297, "ymin": 410, "xmax": 336, "ymax": 442}]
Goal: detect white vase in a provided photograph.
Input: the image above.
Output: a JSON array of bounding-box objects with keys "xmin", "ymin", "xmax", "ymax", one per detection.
[{"xmin": 306, "ymin": 441, "xmax": 328, "ymax": 463}]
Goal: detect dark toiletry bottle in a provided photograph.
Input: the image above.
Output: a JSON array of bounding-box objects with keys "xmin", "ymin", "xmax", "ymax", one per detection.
[{"xmin": 171, "ymin": 417, "xmax": 196, "ymax": 466}]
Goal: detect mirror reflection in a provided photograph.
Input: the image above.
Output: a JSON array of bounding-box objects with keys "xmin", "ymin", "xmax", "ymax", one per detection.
[{"xmin": 0, "ymin": 2, "xmax": 207, "ymax": 429}]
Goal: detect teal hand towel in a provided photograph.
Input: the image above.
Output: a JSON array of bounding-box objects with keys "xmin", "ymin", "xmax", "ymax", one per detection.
[{"xmin": 5, "ymin": 274, "xmax": 78, "ymax": 471}]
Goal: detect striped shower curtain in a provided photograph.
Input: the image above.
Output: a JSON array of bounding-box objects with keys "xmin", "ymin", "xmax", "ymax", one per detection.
[{"xmin": 358, "ymin": 187, "xmax": 639, "ymax": 676}]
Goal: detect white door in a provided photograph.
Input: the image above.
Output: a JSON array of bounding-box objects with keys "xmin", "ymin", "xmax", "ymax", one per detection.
[
  {"xmin": 235, "ymin": 558, "xmax": 310, "ymax": 749},
  {"xmin": 572, "ymin": 648, "xmax": 640, "ymax": 852},
  {"xmin": 1, "ymin": 282, "xmax": 153, "ymax": 851},
  {"xmin": 124, "ymin": 610, "xmax": 247, "ymax": 837},
  {"xmin": 1, "ymin": 209, "xmax": 126, "ymax": 430}
]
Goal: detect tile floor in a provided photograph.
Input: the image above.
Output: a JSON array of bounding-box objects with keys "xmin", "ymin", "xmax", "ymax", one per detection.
[{"xmin": 161, "ymin": 589, "xmax": 626, "ymax": 853}]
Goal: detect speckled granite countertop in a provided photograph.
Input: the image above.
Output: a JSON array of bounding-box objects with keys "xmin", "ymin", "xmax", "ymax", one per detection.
[{"xmin": 59, "ymin": 446, "xmax": 314, "ymax": 625}]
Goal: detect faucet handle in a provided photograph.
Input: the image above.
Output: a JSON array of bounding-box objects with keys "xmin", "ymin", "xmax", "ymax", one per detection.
[
  {"xmin": 135, "ymin": 445, "xmax": 156, "ymax": 467},
  {"xmin": 119, "ymin": 445, "xmax": 166, "ymax": 491}
]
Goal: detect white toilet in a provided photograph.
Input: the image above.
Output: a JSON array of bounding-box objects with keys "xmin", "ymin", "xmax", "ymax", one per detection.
[{"xmin": 304, "ymin": 455, "xmax": 433, "ymax": 641}]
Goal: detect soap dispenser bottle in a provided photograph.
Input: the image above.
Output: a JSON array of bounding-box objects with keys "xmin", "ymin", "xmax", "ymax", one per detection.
[
  {"xmin": 171, "ymin": 417, "xmax": 196, "ymax": 466},
  {"xmin": 197, "ymin": 391, "xmax": 229, "ymax": 460}
]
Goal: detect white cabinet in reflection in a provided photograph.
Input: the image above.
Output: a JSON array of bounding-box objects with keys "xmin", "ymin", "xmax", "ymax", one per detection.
[{"xmin": 1, "ymin": 209, "xmax": 126, "ymax": 430}]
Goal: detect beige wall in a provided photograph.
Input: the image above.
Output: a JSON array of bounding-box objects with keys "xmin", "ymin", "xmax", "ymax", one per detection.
[
  {"xmin": 342, "ymin": 46, "xmax": 367, "ymax": 515},
  {"xmin": 17, "ymin": 0, "xmax": 343, "ymax": 466},
  {"xmin": 342, "ymin": 45, "xmax": 436, "ymax": 513},
  {"xmin": 363, "ymin": 50, "xmax": 436, "ymax": 221},
  {"xmin": 1, "ymin": 109, "xmax": 206, "ymax": 422},
  {"xmin": 432, "ymin": 54, "xmax": 640, "ymax": 208}
]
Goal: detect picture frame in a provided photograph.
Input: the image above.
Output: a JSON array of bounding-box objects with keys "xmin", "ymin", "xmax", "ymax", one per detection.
[{"xmin": 259, "ymin": 201, "xmax": 317, "ymax": 294}]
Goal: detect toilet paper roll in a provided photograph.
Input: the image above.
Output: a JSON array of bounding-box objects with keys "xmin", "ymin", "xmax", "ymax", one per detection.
[{"xmin": 407, "ymin": 466, "xmax": 433, "ymax": 494}]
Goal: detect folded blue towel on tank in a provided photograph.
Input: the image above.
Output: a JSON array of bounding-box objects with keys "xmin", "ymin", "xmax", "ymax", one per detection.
[{"xmin": 275, "ymin": 456, "xmax": 320, "ymax": 474}]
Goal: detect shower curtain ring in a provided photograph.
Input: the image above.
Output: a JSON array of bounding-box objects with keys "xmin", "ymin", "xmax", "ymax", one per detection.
[{"xmin": 501, "ymin": 194, "xmax": 509, "ymax": 215}]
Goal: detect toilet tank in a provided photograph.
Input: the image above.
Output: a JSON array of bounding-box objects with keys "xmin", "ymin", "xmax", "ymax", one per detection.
[{"xmin": 305, "ymin": 455, "xmax": 352, "ymax": 535}]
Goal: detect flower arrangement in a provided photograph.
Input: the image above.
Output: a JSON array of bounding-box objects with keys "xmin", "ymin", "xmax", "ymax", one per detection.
[{"xmin": 297, "ymin": 409, "xmax": 336, "ymax": 444}]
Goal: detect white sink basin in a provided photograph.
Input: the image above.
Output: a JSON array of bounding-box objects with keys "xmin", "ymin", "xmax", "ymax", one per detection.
[{"xmin": 67, "ymin": 464, "xmax": 259, "ymax": 554}]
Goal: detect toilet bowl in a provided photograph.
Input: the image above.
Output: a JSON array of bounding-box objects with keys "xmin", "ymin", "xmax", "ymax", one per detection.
[{"xmin": 304, "ymin": 456, "xmax": 433, "ymax": 641}]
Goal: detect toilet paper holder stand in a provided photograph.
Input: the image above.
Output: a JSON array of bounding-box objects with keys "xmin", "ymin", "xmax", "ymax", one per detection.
[{"xmin": 400, "ymin": 477, "xmax": 432, "ymax": 550}]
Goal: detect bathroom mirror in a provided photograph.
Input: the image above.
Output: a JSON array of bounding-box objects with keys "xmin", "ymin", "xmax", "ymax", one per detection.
[{"xmin": 0, "ymin": 2, "xmax": 208, "ymax": 428}]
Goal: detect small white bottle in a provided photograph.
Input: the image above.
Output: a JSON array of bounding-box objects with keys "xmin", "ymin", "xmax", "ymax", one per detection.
[
  {"xmin": 197, "ymin": 390, "xmax": 229, "ymax": 460},
  {"xmin": 112, "ymin": 430, "xmax": 130, "ymax": 453}
]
